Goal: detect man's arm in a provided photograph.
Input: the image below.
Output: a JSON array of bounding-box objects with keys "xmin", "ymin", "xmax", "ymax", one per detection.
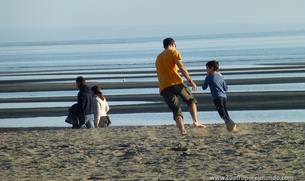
[{"xmin": 175, "ymin": 59, "xmax": 197, "ymax": 91}]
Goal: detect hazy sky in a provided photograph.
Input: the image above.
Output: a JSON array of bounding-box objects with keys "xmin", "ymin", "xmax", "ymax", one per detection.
[
  {"xmin": 1, "ymin": 0, "xmax": 305, "ymax": 29},
  {"xmin": 0, "ymin": 0, "xmax": 305, "ymax": 42}
]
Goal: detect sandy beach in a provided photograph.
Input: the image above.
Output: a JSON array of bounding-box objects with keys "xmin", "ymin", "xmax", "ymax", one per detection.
[{"xmin": 0, "ymin": 122, "xmax": 304, "ymax": 180}]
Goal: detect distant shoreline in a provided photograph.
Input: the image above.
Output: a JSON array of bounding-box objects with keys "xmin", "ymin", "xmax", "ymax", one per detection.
[{"xmin": 1, "ymin": 25, "xmax": 304, "ymax": 44}]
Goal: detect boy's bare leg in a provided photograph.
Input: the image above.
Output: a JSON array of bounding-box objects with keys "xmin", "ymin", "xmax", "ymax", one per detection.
[
  {"xmin": 175, "ymin": 115, "xmax": 187, "ymax": 135},
  {"xmin": 189, "ymin": 103, "xmax": 206, "ymax": 128}
]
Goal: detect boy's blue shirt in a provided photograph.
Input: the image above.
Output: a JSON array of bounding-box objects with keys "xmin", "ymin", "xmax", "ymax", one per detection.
[{"xmin": 202, "ymin": 73, "xmax": 228, "ymax": 100}]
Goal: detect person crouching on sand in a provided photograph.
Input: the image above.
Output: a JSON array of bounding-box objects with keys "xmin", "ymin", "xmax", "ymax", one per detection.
[
  {"xmin": 155, "ymin": 37, "xmax": 206, "ymax": 135},
  {"xmin": 91, "ymin": 85, "xmax": 110, "ymax": 128},
  {"xmin": 202, "ymin": 60, "xmax": 237, "ymax": 132}
]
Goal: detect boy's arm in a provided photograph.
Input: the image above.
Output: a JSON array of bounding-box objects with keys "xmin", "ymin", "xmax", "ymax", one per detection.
[
  {"xmin": 175, "ymin": 59, "xmax": 197, "ymax": 91},
  {"xmin": 218, "ymin": 72, "xmax": 228, "ymax": 91},
  {"xmin": 223, "ymin": 80, "xmax": 228, "ymax": 91},
  {"xmin": 202, "ymin": 76, "xmax": 210, "ymax": 90}
]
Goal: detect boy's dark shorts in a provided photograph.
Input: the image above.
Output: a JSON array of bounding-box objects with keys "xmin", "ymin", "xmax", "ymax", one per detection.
[{"xmin": 161, "ymin": 83, "xmax": 197, "ymax": 120}]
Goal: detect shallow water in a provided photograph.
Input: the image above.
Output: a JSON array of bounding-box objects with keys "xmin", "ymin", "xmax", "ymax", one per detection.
[
  {"xmin": 0, "ymin": 101, "xmax": 160, "ymax": 109},
  {"xmin": 0, "ymin": 110, "xmax": 304, "ymax": 128},
  {"xmin": 1, "ymin": 82, "xmax": 305, "ymax": 99}
]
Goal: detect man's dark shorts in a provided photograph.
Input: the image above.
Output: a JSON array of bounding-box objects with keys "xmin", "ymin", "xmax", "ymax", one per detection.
[{"xmin": 161, "ymin": 82, "xmax": 197, "ymax": 120}]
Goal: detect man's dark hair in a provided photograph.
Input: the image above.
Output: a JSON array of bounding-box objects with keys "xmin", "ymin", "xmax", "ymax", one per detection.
[
  {"xmin": 206, "ymin": 60, "xmax": 219, "ymax": 71},
  {"xmin": 76, "ymin": 76, "xmax": 86, "ymax": 87},
  {"xmin": 163, "ymin": 38, "xmax": 175, "ymax": 48}
]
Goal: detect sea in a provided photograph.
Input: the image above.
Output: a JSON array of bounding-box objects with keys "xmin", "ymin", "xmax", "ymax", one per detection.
[{"xmin": 0, "ymin": 30, "xmax": 305, "ymax": 128}]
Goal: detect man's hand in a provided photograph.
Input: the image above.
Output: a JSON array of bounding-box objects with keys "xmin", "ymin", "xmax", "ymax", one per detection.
[{"xmin": 189, "ymin": 80, "xmax": 197, "ymax": 91}]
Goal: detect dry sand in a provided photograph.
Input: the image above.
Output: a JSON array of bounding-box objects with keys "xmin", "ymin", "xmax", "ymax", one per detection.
[{"xmin": 1, "ymin": 122, "xmax": 304, "ymax": 180}]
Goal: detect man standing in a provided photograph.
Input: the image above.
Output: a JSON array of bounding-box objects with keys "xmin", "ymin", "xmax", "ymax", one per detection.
[
  {"xmin": 155, "ymin": 38, "xmax": 206, "ymax": 135},
  {"xmin": 75, "ymin": 76, "xmax": 94, "ymax": 129}
]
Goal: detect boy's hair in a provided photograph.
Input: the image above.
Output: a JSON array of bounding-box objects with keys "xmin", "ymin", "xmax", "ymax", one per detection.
[
  {"xmin": 163, "ymin": 38, "xmax": 175, "ymax": 48},
  {"xmin": 206, "ymin": 60, "xmax": 219, "ymax": 71},
  {"xmin": 76, "ymin": 76, "xmax": 86, "ymax": 87}
]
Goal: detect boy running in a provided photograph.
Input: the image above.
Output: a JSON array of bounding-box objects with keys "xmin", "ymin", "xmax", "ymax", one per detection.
[{"xmin": 202, "ymin": 60, "xmax": 237, "ymax": 132}]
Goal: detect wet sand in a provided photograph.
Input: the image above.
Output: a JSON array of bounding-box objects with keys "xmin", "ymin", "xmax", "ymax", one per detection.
[
  {"xmin": 1, "ymin": 76, "xmax": 305, "ymax": 119},
  {"xmin": 0, "ymin": 122, "xmax": 304, "ymax": 180},
  {"xmin": 1, "ymin": 90, "xmax": 305, "ymax": 119},
  {"xmin": 0, "ymin": 62, "xmax": 305, "ymax": 119}
]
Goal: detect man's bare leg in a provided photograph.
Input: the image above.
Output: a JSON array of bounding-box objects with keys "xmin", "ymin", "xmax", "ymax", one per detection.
[
  {"xmin": 175, "ymin": 115, "xmax": 187, "ymax": 135},
  {"xmin": 189, "ymin": 103, "xmax": 206, "ymax": 128},
  {"xmin": 231, "ymin": 124, "xmax": 237, "ymax": 133}
]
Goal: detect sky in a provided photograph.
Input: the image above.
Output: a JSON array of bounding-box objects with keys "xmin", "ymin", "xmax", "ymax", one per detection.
[{"xmin": 0, "ymin": 0, "xmax": 305, "ymax": 42}]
